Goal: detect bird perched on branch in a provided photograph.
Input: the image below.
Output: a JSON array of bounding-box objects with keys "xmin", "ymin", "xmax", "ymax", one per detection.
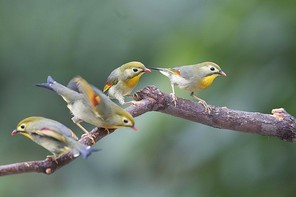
[
  {"xmin": 149, "ymin": 62, "xmax": 226, "ymax": 112},
  {"xmin": 36, "ymin": 76, "xmax": 137, "ymax": 141},
  {"xmin": 103, "ymin": 61, "xmax": 151, "ymax": 105},
  {"xmin": 11, "ymin": 117, "xmax": 99, "ymax": 159}
]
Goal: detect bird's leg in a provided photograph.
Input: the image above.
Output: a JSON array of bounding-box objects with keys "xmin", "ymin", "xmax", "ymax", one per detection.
[
  {"xmin": 117, "ymin": 96, "xmax": 126, "ymax": 106},
  {"xmin": 104, "ymin": 128, "xmax": 110, "ymax": 135},
  {"xmin": 72, "ymin": 117, "xmax": 95, "ymax": 144},
  {"xmin": 190, "ymin": 92, "xmax": 211, "ymax": 113},
  {"xmin": 170, "ymin": 83, "xmax": 177, "ymax": 106}
]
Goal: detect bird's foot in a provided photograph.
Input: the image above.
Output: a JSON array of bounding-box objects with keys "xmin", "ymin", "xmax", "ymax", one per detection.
[
  {"xmin": 170, "ymin": 93, "xmax": 177, "ymax": 106},
  {"xmin": 198, "ymin": 100, "xmax": 211, "ymax": 114},
  {"xmin": 81, "ymin": 132, "xmax": 96, "ymax": 145},
  {"xmin": 191, "ymin": 94, "xmax": 211, "ymax": 114},
  {"xmin": 103, "ymin": 128, "xmax": 110, "ymax": 135}
]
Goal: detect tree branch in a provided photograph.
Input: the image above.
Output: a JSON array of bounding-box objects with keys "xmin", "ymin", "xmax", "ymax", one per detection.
[{"xmin": 1, "ymin": 86, "xmax": 295, "ymax": 176}]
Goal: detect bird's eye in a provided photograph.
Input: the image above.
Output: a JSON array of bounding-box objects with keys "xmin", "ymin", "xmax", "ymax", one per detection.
[
  {"xmin": 210, "ymin": 67, "xmax": 215, "ymax": 71},
  {"xmin": 20, "ymin": 124, "xmax": 25, "ymax": 129},
  {"xmin": 133, "ymin": 68, "xmax": 138, "ymax": 72},
  {"xmin": 123, "ymin": 119, "xmax": 129, "ymax": 124}
]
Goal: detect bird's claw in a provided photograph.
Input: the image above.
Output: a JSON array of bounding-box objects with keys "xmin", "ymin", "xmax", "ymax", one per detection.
[
  {"xmin": 170, "ymin": 93, "xmax": 177, "ymax": 106},
  {"xmin": 191, "ymin": 94, "xmax": 211, "ymax": 114},
  {"xmin": 198, "ymin": 100, "xmax": 211, "ymax": 114},
  {"xmin": 81, "ymin": 132, "xmax": 96, "ymax": 144},
  {"xmin": 104, "ymin": 128, "xmax": 110, "ymax": 135}
]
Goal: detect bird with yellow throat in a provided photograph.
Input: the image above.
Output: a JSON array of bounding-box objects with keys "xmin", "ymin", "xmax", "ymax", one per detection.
[
  {"xmin": 149, "ymin": 62, "xmax": 226, "ymax": 113},
  {"xmin": 103, "ymin": 61, "xmax": 151, "ymax": 105}
]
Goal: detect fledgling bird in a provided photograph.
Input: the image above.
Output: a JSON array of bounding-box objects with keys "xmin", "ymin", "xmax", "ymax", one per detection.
[
  {"xmin": 36, "ymin": 76, "xmax": 136, "ymax": 140},
  {"xmin": 11, "ymin": 117, "xmax": 99, "ymax": 159},
  {"xmin": 103, "ymin": 61, "xmax": 151, "ymax": 105},
  {"xmin": 149, "ymin": 62, "xmax": 226, "ymax": 112}
]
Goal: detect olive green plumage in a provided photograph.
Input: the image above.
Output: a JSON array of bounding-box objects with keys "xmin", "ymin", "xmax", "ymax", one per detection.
[
  {"xmin": 11, "ymin": 117, "xmax": 98, "ymax": 159},
  {"xmin": 36, "ymin": 76, "xmax": 136, "ymax": 136},
  {"xmin": 103, "ymin": 61, "xmax": 151, "ymax": 105},
  {"xmin": 150, "ymin": 62, "xmax": 226, "ymax": 111}
]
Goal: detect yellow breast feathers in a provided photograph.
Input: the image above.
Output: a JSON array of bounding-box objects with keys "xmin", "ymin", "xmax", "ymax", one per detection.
[
  {"xmin": 125, "ymin": 73, "xmax": 144, "ymax": 88},
  {"xmin": 198, "ymin": 74, "xmax": 219, "ymax": 89}
]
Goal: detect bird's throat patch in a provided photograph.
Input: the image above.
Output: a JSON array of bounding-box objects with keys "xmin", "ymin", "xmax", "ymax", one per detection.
[
  {"xmin": 198, "ymin": 74, "xmax": 219, "ymax": 89},
  {"xmin": 126, "ymin": 73, "xmax": 144, "ymax": 88}
]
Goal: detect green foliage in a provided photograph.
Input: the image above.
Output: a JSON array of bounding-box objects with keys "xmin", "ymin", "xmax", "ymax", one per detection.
[{"xmin": 0, "ymin": 0, "xmax": 295, "ymax": 196}]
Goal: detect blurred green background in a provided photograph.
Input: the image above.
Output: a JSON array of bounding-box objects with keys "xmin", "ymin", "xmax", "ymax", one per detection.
[{"xmin": 1, "ymin": 0, "xmax": 296, "ymax": 196}]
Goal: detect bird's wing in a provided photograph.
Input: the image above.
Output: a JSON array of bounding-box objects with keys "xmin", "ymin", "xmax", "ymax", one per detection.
[
  {"xmin": 73, "ymin": 76, "xmax": 103, "ymax": 119},
  {"xmin": 67, "ymin": 77, "xmax": 80, "ymax": 93},
  {"xmin": 174, "ymin": 65, "xmax": 195, "ymax": 80},
  {"xmin": 33, "ymin": 128, "xmax": 67, "ymax": 143},
  {"xmin": 103, "ymin": 69, "xmax": 119, "ymax": 92}
]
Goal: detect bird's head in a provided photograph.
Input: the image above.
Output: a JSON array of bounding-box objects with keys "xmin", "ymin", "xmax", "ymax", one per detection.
[
  {"xmin": 121, "ymin": 61, "xmax": 151, "ymax": 79},
  {"xmin": 109, "ymin": 108, "xmax": 137, "ymax": 131},
  {"xmin": 199, "ymin": 62, "xmax": 227, "ymax": 77},
  {"xmin": 11, "ymin": 117, "xmax": 41, "ymax": 139}
]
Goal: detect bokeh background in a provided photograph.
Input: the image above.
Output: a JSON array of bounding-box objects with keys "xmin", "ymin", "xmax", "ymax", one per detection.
[{"xmin": 1, "ymin": 0, "xmax": 296, "ymax": 196}]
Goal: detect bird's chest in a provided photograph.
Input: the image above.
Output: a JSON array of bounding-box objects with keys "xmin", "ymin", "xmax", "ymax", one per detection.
[
  {"xmin": 197, "ymin": 74, "xmax": 218, "ymax": 89},
  {"xmin": 113, "ymin": 74, "xmax": 142, "ymax": 95},
  {"xmin": 124, "ymin": 74, "xmax": 143, "ymax": 88}
]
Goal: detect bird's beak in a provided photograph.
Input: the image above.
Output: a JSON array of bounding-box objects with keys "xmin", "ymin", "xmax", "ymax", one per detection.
[
  {"xmin": 11, "ymin": 129, "xmax": 18, "ymax": 135},
  {"xmin": 132, "ymin": 126, "xmax": 138, "ymax": 132},
  {"xmin": 144, "ymin": 68, "xmax": 151, "ymax": 73},
  {"xmin": 220, "ymin": 71, "xmax": 227, "ymax": 77}
]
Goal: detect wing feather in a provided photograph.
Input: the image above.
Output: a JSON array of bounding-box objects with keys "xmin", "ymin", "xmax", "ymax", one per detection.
[{"xmin": 103, "ymin": 69, "xmax": 120, "ymax": 92}]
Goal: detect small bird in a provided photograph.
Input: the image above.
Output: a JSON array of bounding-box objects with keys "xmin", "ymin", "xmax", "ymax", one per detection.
[
  {"xmin": 36, "ymin": 76, "xmax": 136, "ymax": 139},
  {"xmin": 149, "ymin": 62, "xmax": 226, "ymax": 112},
  {"xmin": 11, "ymin": 117, "xmax": 99, "ymax": 159},
  {"xmin": 103, "ymin": 61, "xmax": 151, "ymax": 105}
]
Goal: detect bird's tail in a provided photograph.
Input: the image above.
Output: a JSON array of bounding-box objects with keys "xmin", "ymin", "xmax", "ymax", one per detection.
[
  {"xmin": 79, "ymin": 146, "xmax": 101, "ymax": 159},
  {"xmin": 36, "ymin": 76, "xmax": 79, "ymax": 103},
  {"xmin": 35, "ymin": 76, "xmax": 56, "ymax": 91},
  {"xmin": 72, "ymin": 142, "xmax": 101, "ymax": 159},
  {"xmin": 148, "ymin": 67, "xmax": 177, "ymax": 77}
]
